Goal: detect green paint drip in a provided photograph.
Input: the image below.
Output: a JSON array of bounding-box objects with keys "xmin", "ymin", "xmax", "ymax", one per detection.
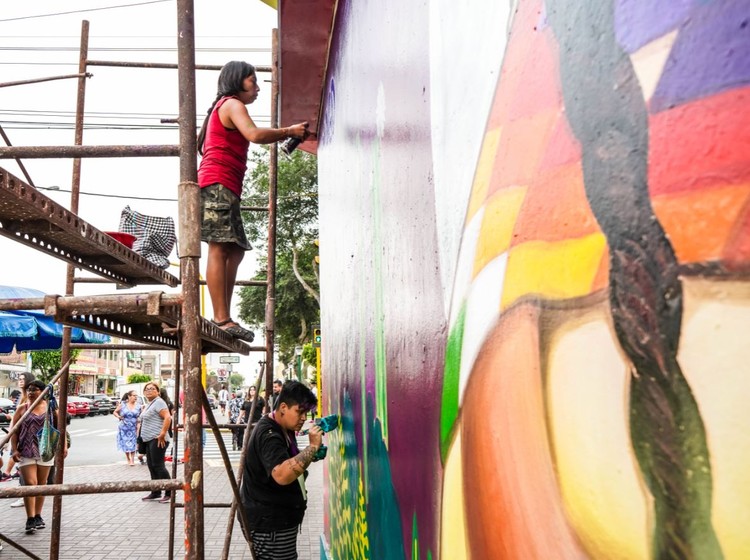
[
  {"xmin": 440, "ymin": 303, "xmax": 466, "ymax": 462},
  {"xmin": 412, "ymin": 513, "xmax": 419, "ymax": 559},
  {"xmin": 371, "ymin": 140, "xmax": 388, "ymax": 445}
]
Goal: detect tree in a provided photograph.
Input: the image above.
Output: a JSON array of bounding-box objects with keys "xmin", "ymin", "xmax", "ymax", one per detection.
[
  {"xmin": 31, "ymin": 349, "xmax": 81, "ymax": 384},
  {"xmin": 229, "ymin": 373, "xmax": 245, "ymax": 391},
  {"xmin": 237, "ymin": 147, "xmax": 320, "ymax": 362},
  {"xmin": 127, "ymin": 373, "xmax": 152, "ymax": 384}
]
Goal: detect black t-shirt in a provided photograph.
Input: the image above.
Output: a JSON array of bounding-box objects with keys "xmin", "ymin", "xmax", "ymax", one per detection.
[
  {"xmin": 241, "ymin": 397, "xmax": 264, "ymax": 424},
  {"xmin": 240, "ymin": 415, "xmax": 307, "ymax": 531}
]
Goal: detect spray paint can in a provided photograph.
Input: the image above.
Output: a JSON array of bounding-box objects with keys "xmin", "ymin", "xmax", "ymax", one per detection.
[{"xmin": 280, "ymin": 136, "xmax": 302, "ymax": 157}]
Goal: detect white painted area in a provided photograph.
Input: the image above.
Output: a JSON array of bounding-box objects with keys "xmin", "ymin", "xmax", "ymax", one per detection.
[
  {"xmin": 458, "ymin": 252, "xmax": 506, "ymax": 401},
  {"xmin": 448, "ymin": 206, "xmax": 483, "ymax": 331},
  {"xmin": 630, "ymin": 30, "xmax": 678, "ymax": 102},
  {"xmin": 428, "ymin": 0, "xmax": 511, "ymax": 317}
]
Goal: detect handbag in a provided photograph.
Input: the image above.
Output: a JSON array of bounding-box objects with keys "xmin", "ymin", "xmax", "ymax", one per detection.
[
  {"xmin": 37, "ymin": 406, "xmax": 61, "ymax": 462},
  {"xmin": 137, "ymin": 435, "xmax": 147, "ymax": 455}
]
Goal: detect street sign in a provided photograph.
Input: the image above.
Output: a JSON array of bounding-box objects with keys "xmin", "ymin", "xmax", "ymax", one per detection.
[{"xmin": 219, "ymin": 355, "xmax": 240, "ymax": 364}]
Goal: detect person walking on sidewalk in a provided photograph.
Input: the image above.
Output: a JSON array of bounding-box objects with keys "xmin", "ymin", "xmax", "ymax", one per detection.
[
  {"xmin": 241, "ymin": 380, "xmax": 321, "ymax": 559},
  {"xmin": 138, "ymin": 382, "xmax": 172, "ymax": 503},
  {"xmin": 218, "ymin": 385, "xmax": 229, "ymax": 416},
  {"xmin": 7, "ymin": 372, "xmax": 38, "ymax": 508},
  {"xmin": 10, "ymin": 380, "xmax": 67, "ymax": 534},
  {"xmin": 114, "ymin": 391, "xmax": 141, "ymax": 466},
  {"xmin": 197, "ymin": 60, "xmax": 309, "ymax": 343}
]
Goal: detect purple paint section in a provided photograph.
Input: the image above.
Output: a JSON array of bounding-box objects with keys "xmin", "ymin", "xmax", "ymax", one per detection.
[
  {"xmin": 614, "ymin": 0, "xmax": 696, "ymax": 52},
  {"xmin": 651, "ymin": 1, "xmax": 750, "ymax": 111},
  {"xmin": 319, "ymin": 0, "xmax": 446, "ymax": 556}
]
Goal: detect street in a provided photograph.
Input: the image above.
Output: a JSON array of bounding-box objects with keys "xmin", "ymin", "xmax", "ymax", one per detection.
[{"xmin": 64, "ymin": 412, "xmax": 123, "ymax": 466}]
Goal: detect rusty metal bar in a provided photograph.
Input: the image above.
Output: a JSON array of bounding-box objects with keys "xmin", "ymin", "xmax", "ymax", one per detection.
[
  {"xmin": 221, "ymin": 363, "xmax": 265, "ymax": 559},
  {"xmin": 0, "ymin": 478, "xmax": 184, "ymax": 498},
  {"xmin": 0, "ymin": 144, "xmax": 179, "ymax": 159},
  {"xmin": 168, "ymin": 349, "xmax": 182, "ymax": 560},
  {"xmin": 0, "ymin": 531, "xmax": 44, "ymax": 560},
  {"xmin": 175, "ymin": 1, "xmax": 205, "ymax": 557},
  {"xmin": 87, "ymin": 60, "xmax": 271, "ymax": 73},
  {"xmin": 265, "ymin": 28, "xmax": 280, "ymax": 408},
  {"xmin": 199, "ymin": 279, "xmax": 268, "ymax": 287},
  {"xmin": 174, "ymin": 502, "xmax": 234, "ymax": 508},
  {"xmin": 70, "ymin": 343, "xmax": 167, "ymax": 350},
  {"xmin": 0, "ymin": 72, "xmax": 92, "ymax": 89},
  {"xmin": 0, "ymin": 292, "xmax": 182, "ymax": 313},
  {"xmin": 240, "ymin": 206, "xmax": 269, "ymax": 212},
  {"xmin": 0, "ymin": 124, "xmax": 35, "ymax": 186},
  {"xmin": 51, "ymin": 22, "xmax": 90, "ymax": 559}
]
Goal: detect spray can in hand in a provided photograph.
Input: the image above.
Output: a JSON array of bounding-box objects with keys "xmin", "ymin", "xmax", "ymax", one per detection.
[{"xmin": 280, "ymin": 136, "xmax": 303, "ymax": 157}]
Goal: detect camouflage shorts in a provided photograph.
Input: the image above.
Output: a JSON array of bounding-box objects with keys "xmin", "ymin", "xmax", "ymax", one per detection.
[{"xmin": 200, "ymin": 183, "xmax": 251, "ymax": 250}]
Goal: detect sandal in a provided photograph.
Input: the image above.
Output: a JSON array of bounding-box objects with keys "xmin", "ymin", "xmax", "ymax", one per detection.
[{"xmin": 211, "ymin": 318, "xmax": 255, "ymax": 342}]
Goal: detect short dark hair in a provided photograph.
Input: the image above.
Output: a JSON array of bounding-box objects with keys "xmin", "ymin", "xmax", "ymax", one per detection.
[
  {"xmin": 26, "ymin": 380, "xmax": 46, "ymax": 392},
  {"xmin": 273, "ymin": 379, "xmax": 283, "ymax": 386},
  {"xmin": 277, "ymin": 380, "xmax": 317, "ymax": 412}
]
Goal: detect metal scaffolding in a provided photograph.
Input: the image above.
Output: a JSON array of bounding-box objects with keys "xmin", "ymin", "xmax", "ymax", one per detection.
[{"xmin": 0, "ymin": 1, "xmax": 279, "ymax": 557}]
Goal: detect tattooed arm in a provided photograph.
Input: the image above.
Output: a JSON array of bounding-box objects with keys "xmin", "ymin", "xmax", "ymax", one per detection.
[{"xmin": 271, "ymin": 425, "xmax": 323, "ymax": 485}]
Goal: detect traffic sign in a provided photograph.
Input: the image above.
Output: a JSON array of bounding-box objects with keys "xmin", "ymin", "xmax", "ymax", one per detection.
[
  {"xmin": 219, "ymin": 355, "xmax": 240, "ymax": 364},
  {"xmin": 312, "ymin": 323, "xmax": 321, "ymax": 348}
]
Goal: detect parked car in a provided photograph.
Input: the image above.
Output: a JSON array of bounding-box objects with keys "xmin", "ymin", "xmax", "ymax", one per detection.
[
  {"xmin": 67, "ymin": 397, "xmax": 90, "ymax": 418},
  {"xmin": 0, "ymin": 397, "xmax": 16, "ymax": 425},
  {"xmin": 79, "ymin": 394, "xmax": 115, "ymax": 416}
]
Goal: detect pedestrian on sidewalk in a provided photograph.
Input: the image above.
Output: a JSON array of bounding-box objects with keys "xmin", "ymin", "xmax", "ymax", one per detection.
[
  {"xmin": 138, "ymin": 382, "xmax": 172, "ymax": 503},
  {"xmin": 10, "ymin": 380, "xmax": 67, "ymax": 534},
  {"xmin": 114, "ymin": 391, "xmax": 141, "ymax": 465},
  {"xmin": 7, "ymin": 372, "xmax": 37, "ymax": 508},
  {"xmin": 241, "ymin": 380, "xmax": 321, "ymax": 559},
  {"xmin": 218, "ymin": 385, "xmax": 229, "ymax": 416}
]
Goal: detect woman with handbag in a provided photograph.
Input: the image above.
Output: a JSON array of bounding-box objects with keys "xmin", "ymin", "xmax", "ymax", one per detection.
[
  {"xmin": 114, "ymin": 391, "xmax": 141, "ymax": 466},
  {"xmin": 138, "ymin": 382, "xmax": 172, "ymax": 503},
  {"xmin": 10, "ymin": 380, "xmax": 67, "ymax": 534}
]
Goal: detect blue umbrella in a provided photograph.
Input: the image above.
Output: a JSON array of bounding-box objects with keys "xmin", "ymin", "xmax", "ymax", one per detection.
[{"xmin": 0, "ymin": 286, "xmax": 110, "ymax": 352}]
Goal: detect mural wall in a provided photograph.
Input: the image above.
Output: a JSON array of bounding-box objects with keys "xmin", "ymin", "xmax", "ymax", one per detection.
[{"xmin": 317, "ymin": 0, "xmax": 750, "ymax": 558}]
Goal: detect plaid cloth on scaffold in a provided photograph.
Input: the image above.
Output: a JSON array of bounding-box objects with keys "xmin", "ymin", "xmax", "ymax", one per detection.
[{"xmin": 118, "ymin": 205, "xmax": 176, "ymax": 269}]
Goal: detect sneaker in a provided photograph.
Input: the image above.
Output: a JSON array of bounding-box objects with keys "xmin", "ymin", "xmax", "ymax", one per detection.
[
  {"xmin": 141, "ymin": 493, "xmax": 161, "ymax": 501},
  {"xmin": 10, "ymin": 471, "xmax": 20, "ymax": 479},
  {"xmin": 158, "ymin": 494, "xmax": 172, "ymax": 504},
  {"xmin": 34, "ymin": 515, "xmax": 45, "ymax": 529},
  {"xmin": 25, "ymin": 517, "xmax": 36, "ymax": 534},
  {"xmin": 10, "ymin": 498, "xmax": 25, "ymax": 508},
  {"xmin": 0, "ymin": 473, "xmax": 11, "ymax": 482}
]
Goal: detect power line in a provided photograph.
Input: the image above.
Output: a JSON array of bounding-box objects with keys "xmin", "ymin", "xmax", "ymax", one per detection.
[{"xmin": 0, "ymin": 1, "xmax": 173, "ymax": 23}]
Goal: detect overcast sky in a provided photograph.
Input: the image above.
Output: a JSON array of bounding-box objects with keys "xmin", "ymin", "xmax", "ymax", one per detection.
[{"xmin": 0, "ymin": 0, "xmax": 278, "ymax": 371}]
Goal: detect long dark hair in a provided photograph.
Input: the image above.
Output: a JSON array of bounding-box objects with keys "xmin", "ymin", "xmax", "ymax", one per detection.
[{"xmin": 197, "ymin": 61, "xmax": 256, "ymax": 155}]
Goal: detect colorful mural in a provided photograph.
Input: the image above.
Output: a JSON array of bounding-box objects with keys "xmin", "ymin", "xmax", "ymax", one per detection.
[{"xmin": 317, "ymin": 0, "xmax": 750, "ymax": 558}]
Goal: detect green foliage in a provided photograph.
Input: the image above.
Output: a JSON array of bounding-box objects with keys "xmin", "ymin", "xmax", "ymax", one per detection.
[
  {"xmin": 31, "ymin": 349, "xmax": 81, "ymax": 384},
  {"xmin": 229, "ymin": 373, "xmax": 245, "ymax": 390},
  {"xmin": 238, "ymin": 147, "xmax": 320, "ymax": 362},
  {"xmin": 301, "ymin": 343, "xmax": 316, "ymax": 365},
  {"xmin": 127, "ymin": 373, "xmax": 152, "ymax": 384}
]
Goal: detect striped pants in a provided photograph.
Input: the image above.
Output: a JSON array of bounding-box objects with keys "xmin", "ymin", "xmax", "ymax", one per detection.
[{"xmin": 250, "ymin": 526, "xmax": 299, "ymax": 560}]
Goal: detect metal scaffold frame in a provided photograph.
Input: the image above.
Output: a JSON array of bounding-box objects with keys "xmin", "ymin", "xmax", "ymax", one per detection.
[{"xmin": 0, "ymin": 1, "xmax": 280, "ymax": 557}]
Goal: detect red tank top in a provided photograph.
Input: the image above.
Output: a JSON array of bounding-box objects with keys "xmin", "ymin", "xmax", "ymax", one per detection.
[{"xmin": 197, "ymin": 96, "xmax": 250, "ymax": 197}]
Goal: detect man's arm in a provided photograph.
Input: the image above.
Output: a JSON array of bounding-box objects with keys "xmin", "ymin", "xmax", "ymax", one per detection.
[{"xmin": 271, "ymin": 425, "xmax": 323, "ymax": 486}]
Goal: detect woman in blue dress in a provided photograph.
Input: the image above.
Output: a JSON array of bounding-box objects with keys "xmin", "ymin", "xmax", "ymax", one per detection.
[{"xmin": 114, "ymin": 391, "xmax": 141, "ymax": 465}]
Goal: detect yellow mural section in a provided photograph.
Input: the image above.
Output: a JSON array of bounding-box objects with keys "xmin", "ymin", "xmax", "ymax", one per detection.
[
  {"xmin": 472, "ymin": 186, "xmax": 527, "ymax": 277},
  {"xmin": 440, "ymin": 433, "xmax": 469, "ymax": 559},
  {"xmin": 466, "ymin": 128, "xmax": 502, "ymax": 223},
  {"xmin": 501, "ymin": 234, "xmax": 607, "ymax": 309}
]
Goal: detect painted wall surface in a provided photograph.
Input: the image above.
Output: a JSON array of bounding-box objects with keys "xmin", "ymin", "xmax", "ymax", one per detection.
[{"xmin": 318, "ymin": 0, "xmax": 750, "ymax": 559}]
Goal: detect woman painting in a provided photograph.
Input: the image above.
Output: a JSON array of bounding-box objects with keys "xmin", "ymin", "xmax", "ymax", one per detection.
[
  {"xmin": 138, "ymin": 382, "xmax": 172, "ymax": 503},
  {"xmin": 197, "ymin": 60, "xmax": 309, "ymax": 341},
  {"xmin": 10, "ymin": 380, "xmax": 67, "ymax": 534},
  {"xmin": 114, "ymin": 391, "xmax": 141, "ymax": 466}
]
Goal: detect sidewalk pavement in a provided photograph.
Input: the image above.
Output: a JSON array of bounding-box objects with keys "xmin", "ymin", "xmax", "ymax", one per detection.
[{"xmin": 1, "ymin": 458, "xmax": 324, "ymax": 559}]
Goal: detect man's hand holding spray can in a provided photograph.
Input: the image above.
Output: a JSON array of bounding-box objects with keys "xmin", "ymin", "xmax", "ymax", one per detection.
[{"xmin": 301, "ymin": 414, "xmax": 339, "ymax": 461}]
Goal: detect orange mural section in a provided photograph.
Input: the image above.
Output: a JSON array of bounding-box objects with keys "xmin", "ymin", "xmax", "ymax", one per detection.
[{"xmin": 461, "ymin": 303, "xmax": 586, "ymax": 559}]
